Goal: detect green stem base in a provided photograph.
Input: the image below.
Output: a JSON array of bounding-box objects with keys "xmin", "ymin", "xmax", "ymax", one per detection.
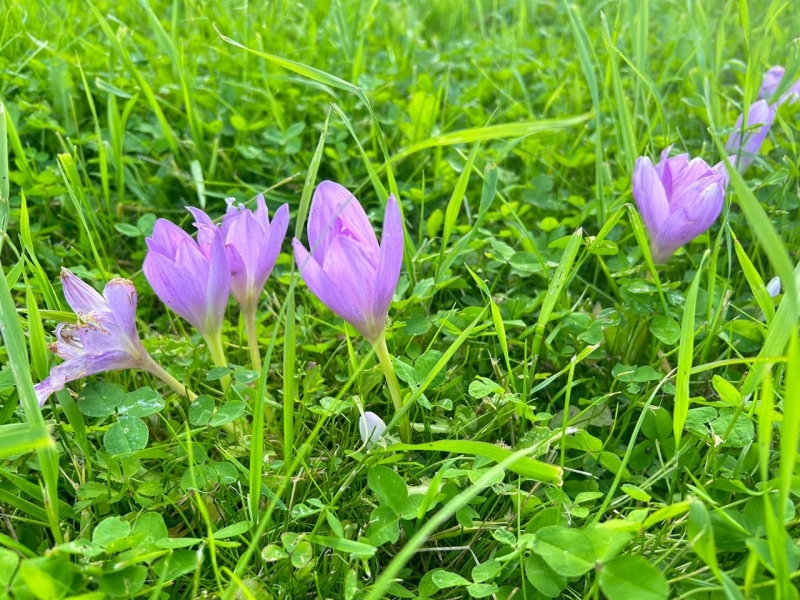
[{"xmin": 373, "ymin": 336, "xmax": 409, "ymax": 443}]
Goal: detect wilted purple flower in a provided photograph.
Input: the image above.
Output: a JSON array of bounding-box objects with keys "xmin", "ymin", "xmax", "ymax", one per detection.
[
  {"xmin": 34, "ymin": 270, "xmax": 188, "ymax": 406},
  {"xmin": 766, "ymin": 276, "xmax": 781, "ymax": 298},
  {"xmin": 292, "ymin": 181, "xmax": 403, "ymax": 344},
  {"xmin": 143, "ymin": 210, "xmax": 230, "ymax": 345},
  {"xmin": 633, "ymin": 148, "xmax": 728, "ymax": 263},
  {"xmin": 725, "ymin": 100, "xmax": 776, "ymax": 173},
  {"xmin": 358, "ymin": 411, "xmax": 387, "ymax": 446},
  {"xmin": 759, "ymin": 66, "xmax": 800, "ymax": 106}
]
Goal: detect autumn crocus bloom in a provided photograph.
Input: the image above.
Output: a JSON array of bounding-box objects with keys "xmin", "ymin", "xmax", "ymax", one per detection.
[
  {"xmin": 292, "ymin": 181, "xmax": 403, "ymax": 344},
  {"xmin": 293, "ymin": 181, "xmax": 408, "ymax": 440},
  {"xmin": 34, "ymin": 270, "xmax": 190, "ymax": 406},
  {"xmin": 725, "ymin": 99, "xmax": 776, "ymax": 173},
  {"xmin": 633, "ymin": 148, "xmax": 728, "ymax": 263},
  {"xmin": 759, "ymin": 66, "xmax": 800, "ymax": 106},
  {"xmin": 143, "ymin": 210, "xmax": 231, "ymax": 368},
  {"xmin": 192, "ymin": 196, "xmax": 289, "ymax": 369}
]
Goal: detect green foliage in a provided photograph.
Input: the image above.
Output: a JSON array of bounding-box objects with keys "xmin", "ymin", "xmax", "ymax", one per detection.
[{"xmin": 0, "ymin": 0, "xmax": 799, "ymax": 598}]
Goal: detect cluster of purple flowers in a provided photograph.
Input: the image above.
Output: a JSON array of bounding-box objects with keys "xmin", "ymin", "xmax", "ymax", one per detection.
[
  {"xmin": 634, "ymin": 65, "xmax": 797, "ymax": 262},
  {"xmin": 33, "ymin": 66, "xmax": 797, "ymax": 443},
  {"xmin": 35, "ymin": 182, "xmax": 402, "ymax": 435}
]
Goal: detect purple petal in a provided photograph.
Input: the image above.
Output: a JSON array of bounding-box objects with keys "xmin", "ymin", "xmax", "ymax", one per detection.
[
  {"xmin": 147, "ymin": 219, "xmax": 193, "ymax": 259},
  {"xmin": 226, "ymin": 244, "xmax": 249, "ymax": 305},
  {"xmin": 103, "ymin": 279, "xmax": 142, "ymax": 351},
  {"xmin": 655, "ymin": 182, "xmax": 723, "ymax": 260},
  {"xmin": 188, "ymin": 207, "xmax": 219, "ymax": 258},
  {"xmin": 255, "ymin": 203, "xmax": 289, "ymax": 283},
  {"xmin": 632, "ymin": 157, "xmax": 669, "ymax": 234},
  {"xmin": 226, "ymin": 209, "xmax": 266, "ymax": 289},
  {"xmin": 759, "ymin": 66, "xmax": 785, "ymax": 101},
  {"xmin": 254, "ymin": 194, "xmax": 271, "ymax": 230},
  {"xmin": 321, "ymin": 233, "xmax": 378, "ymax": 317},
  {"xmin": 293, "ymin": 238, "xmax": 369, "ymax": 336},
  {"xmin": 202, "ymin": 224, "xmax": 231, "ymax": 335},
  {"xmin": 669, "ymin": 157, "xmax": 714, "ymax": 199},
  {"xmin": 52, "ymin": 323, "xmax": 85, "ymax": 360},
  {"xmin": 143, "ymin": 250, "xmax": 208, "ymax": 331},
  {"xmin": 34, "ymin": 350, "xmax": 141, "ymax": 407},
  {"xmin": 372, "ymin": 195, "xmax": 404, "ymax": 326},
  {"xmin": 173, "ymin": 236, "xmax": 210, "ymax": 283},
  {"xmin": 307, "ymin": 181, "xmax": 379, "ymax": 263},
  {"xmin": 60, "ymin": 269, "xmax": 107, "ymax": 315},
  {"xmin": 221, "ymin": 198, "xmax": 241, "ymax": 239},
  {"xmin": 725, "ymin": 100, "xmax": 775, "ymax": 173}
]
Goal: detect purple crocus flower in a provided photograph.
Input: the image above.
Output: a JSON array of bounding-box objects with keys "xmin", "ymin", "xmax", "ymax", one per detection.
[
  {"xmin": 292, "ymin": 181, "xmax": 403, "ymax": 344},
  {"xmin": 209, "ymin": 195, "xmax": 288, "ymax": 314},
  {"xmin": 759, "ymin": 66, "xmax": 800, "ymax": 106},
  {"xmin": 34, "ymin": 270, "xmax": 188, "ymax": 406},
  {"xmin": 725, "ymin": 99, "xmax": 776, "ymax": 173},
  {"xmin": 143, "ymin": 210, "xmax": 230, "ymax": 353},
  {"xmin": 633, "ymin": 148, "xmax": 728, "ymax": 263}
]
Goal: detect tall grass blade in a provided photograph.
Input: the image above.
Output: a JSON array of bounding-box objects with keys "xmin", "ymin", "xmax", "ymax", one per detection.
[{"xmin": 673, "ymin": 251, "xmax": 708, "ymax": 447}]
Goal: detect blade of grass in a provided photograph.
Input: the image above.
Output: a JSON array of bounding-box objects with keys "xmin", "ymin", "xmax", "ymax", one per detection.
[
  {"xmin": 531, "ymin": 227, "xmax": 583, "ymax": 369},
  {"xmin": 437, "ymin": 143, "xmax": 480, "ymax": 279},
  {"xmin": 0, "ymin": 259, "xmax": 60, "ymax": 543},
  {"xmin": 673, "ymin": 251, "xmax": 708, "ymax": 448},
  {"xmin": 0, "ymin": 102, "xmax": 8, "ymax": 251},
  {"xmin": 600, "ymin": 13, "xmax": 637, "ymax": 174},
  {"xmin": 87, "ymin": 1, "xmax": 180, "ymax": 158},
  {"xmin": 564, "ymin": 1, "xmax": 605, "ymax": 222},
  {"xmin": 711, "ymin": 138, "xmax": 799, "ymax": 396}
]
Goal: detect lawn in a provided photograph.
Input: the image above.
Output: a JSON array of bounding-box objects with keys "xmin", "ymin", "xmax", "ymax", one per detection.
[{"xmin": 1, "ymin": 0, "xmax": 799, "ymax": 598}]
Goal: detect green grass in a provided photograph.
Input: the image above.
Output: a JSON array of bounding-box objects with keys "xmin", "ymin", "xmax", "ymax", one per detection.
[{"xmin": 1, "ymin": 0, "xmax": 800, "ymax": 598}]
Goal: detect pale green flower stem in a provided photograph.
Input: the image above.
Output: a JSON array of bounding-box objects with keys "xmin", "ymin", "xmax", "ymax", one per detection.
[
  {"xmin": 207, "ymin": 332, "xmax": 231, "ymax": 389},
  {"xmin": 242, "ymin": 306, "xmax": 262, "ymax": 373},
  {"xmin": 373, "ymin": 335, "xmax": 409, "ymax": 443},
  {"xmin": 144, "ymin": 357, "xmax": 197, "ymax": 401},
  {"xmin": 241, "ymin": 306, "xmax": 275, "ymax": 424}
]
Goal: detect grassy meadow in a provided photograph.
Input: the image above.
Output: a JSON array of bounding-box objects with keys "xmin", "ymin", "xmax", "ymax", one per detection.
[{"xmin": 1, "ymin": 0, "xmax": 800, "ymax": 598}]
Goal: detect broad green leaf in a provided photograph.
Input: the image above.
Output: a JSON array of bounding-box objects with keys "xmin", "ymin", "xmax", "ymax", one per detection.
[
  {"xmin": 118, "ymin": 387, "xmax": 165, "ymax": 417},
  {"xmin": 209, "ymin": 401, "xmax": 246, "ymax": 427},
  {"xmin": 93, "ymin": 516, "xmax": 131, "ymax": 552},
  {"xmin": 103, "ymin": 416, "xmax": 149, "ymax": 455},
  {"xmin": 77, "ymin": 382, "xmax": 124, "ymax": 418},
  {"xmin": 366, "ymin": 506, "xmax": 400, "ymax": 546},
  {"xmin": 532, "ymin": 526, "xmax": 596, "ymax": 577},
  {"xmin": 525, "ymin": 552, "xmax": 567, "ymax": 597},
  {"xmin": 599, "ymin": 555, "xmax": 669, "ymax": 600},
  {"xmin": 367, "ymin": 466, "xmax": 408, "ymax": 513},
  {"xmin": 432, "ymin": 570, "xmax": 471, "ymax": 588},
  {"xmin": 189, "ymin": 395, "xmax": 214, "ymax": 426}
]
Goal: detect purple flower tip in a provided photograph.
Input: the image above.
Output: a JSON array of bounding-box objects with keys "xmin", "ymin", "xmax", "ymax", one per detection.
[
  {"xmin": 143, "ymin": 209, "xmax": 231, "ymax": 340},
  {"xmin": 221, "ymin": 195, "xmax": 289, "ymax": 312},
  {"xmin": 293, "ymin": 181, "xmax": 404, "ymax": 343},
  {"xmin": 633, "ymin": 148, "xmax": 728, "ymax": 263},
  {"xmin": 759, "ymin": 65, "xmax": 800, "ymax": 107},
  {"xmin": 725, "ymin": 99, "xmax": 776, "ymax": 173},
  {"xmin": 34, "ymin": 271, "xmax": 154, "ymax": 406}
]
